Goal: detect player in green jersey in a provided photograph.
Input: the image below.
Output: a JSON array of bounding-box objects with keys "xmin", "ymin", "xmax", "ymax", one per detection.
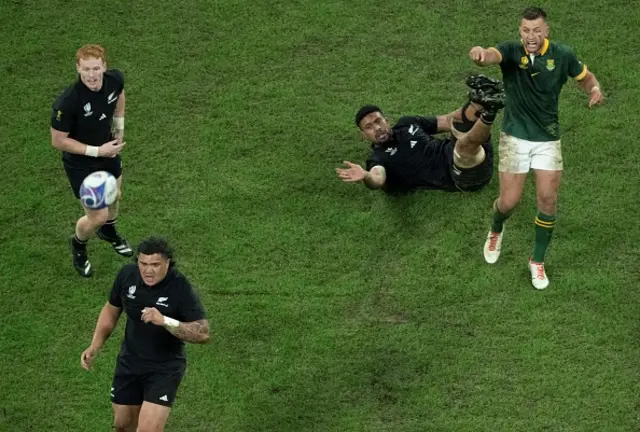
[{"xmin": 468, "ymin": 6, "xmax": 603, "ymax": 290}]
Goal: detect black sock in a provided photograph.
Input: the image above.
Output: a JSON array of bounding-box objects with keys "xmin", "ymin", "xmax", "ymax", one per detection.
[
  {"xmin": 72, "ymin": 234, "xmax": 88, "ymax": 252},
  {"xmin": 99, "ymin": 219, "xmax": 118, "ymax": 239}
]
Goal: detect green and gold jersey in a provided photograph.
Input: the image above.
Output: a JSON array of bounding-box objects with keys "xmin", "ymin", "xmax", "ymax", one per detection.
[{"xmin": 493, "ymin": 39, "xmax": 587, "ymax": 141}]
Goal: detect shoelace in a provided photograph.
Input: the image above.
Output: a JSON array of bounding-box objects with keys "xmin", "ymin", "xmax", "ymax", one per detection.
[
  {"xmin": 533, "ymin": 263, "xmax": 546, "ymax": 280},
  {"xmin": 488, "ymin": 233, "xmax": 500, "ymax": 251}
]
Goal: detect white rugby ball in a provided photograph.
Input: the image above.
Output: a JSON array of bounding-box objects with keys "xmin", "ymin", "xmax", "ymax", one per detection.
[{"xmin": 79, "ymin": 171, "xmax": 117, "ymax": 209}]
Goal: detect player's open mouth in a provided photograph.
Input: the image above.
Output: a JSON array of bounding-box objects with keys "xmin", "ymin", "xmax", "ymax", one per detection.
[
  {"xmin": 376, "ymin": 133, "xmax": 388, "ymax": 141},
  {"xmin": 526, "ymin": 41, "xmax": 538, "ymax": 51}
]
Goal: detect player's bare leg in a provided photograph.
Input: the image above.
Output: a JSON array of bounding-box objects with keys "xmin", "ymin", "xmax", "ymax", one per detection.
[
  {"xmin": 497, "ymin": 172, "xmax": 528, "ymax": 212},
  {"xmin": 107, "ymin": 175, "xmax": 123, "ymax": 221},
  {"xmin": 96, "ymin": 175, "xmax": 133, "ymax": 257},
  {"xmin": 112, "ymin": 403, "xmax": 140, "ymax": 432},
  {"xmin": 454, "ymin": 117, "xmax": 492, "ymax": 164},
  {"xmin": 137, "ymin": 402, "xmax": 171, "ymax": 432},
  {"xmin": 455, "ymin": 76, "xmax": 505, "ymax": 166},
  {"xmin": 534, "ymin": 169, "xmax": 561, "ymax": 215},
  {"xmin": 76, "ymin": 207, "xmax": 110, "ymax": 241},
  {"xmin": 528, "ymin": 168, "xmax": 562, "ymax": 289}
]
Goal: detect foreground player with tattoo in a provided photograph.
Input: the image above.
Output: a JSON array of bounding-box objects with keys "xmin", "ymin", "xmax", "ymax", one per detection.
[{"xmin": 81, "ymin": 236, "xmax": 209, "ymax": 432}]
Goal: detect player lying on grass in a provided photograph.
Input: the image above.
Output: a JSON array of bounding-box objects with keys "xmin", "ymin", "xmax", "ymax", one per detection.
[{"xmin": 336, "ymin": 75, "xmax": 504, "ymax": 193}]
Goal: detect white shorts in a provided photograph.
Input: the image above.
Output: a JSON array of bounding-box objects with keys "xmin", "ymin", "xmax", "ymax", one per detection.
[{"xmin": 498, "ymin": 132, "xmax": 563, "ymax": 173}]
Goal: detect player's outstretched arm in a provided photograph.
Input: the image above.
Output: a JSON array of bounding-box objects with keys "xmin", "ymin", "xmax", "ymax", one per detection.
[
  {"xmin": 577, "ymin": 70, "xmax": 603, "ymax": 108},
  {"xmin": 469, "ymin": 46, "xmax": 502, "ymax": 66},
  {"xmin": 81, "ymin": 302, "xmax": 122, "ymax": 370},
  {"xmin": 336, "ymin": 162, "xmax": 386, "ymax": 189}
]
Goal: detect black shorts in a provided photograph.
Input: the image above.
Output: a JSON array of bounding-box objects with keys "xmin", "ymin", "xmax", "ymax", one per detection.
[
  {"xmin": 110, "ymin": 358, "xmax": 185, "ymax": 407},
  {"xmin": 64, "ymin": 155, "xmax": 122, "ymax": 199},
  {"xmin": 450, "ymin": 149, "xmax": 494, "ymax": 192}
]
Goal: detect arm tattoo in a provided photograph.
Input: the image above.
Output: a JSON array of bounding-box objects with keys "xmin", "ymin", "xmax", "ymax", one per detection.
[{"xmin": 166, "ymin": 319, "xmax": 210, "ymax": 344}]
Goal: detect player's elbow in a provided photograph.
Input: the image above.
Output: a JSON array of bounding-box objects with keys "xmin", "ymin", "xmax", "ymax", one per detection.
[
  {"xmin": 51, "ymin": 136, "xmax": 62, "ymax": 150},
  {"xmin": 50, "ymin": 129, "xmax": 66, "ymax": 150}
]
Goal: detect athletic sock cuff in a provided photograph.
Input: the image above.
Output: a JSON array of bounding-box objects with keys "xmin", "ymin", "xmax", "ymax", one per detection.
[{"xmin": 535, "ymin": 212, "xmax": 556, "ymax": 228}]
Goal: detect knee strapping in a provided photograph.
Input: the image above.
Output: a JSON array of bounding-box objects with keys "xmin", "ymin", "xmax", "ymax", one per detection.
[{"xmin": 454, "ymin": 146, "xmax": 486, "ymax": 169}]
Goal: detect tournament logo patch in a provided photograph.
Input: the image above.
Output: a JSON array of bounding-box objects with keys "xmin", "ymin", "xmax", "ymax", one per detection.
[
  {"xmin": 56, "ymin": 110, "xmax": 63, "ymax": 121},
  {"xmin": 519, "ymin": 56, "xmax": 529, "ymax": 69},
  {"xmin": 546, "ymin": 59, "xmax": 555, "ymax": 71}
]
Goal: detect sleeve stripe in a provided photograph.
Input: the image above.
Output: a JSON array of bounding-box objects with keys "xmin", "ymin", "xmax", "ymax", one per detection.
[
  {"xmin": 575, "ymin": 64, "xmax": 588, "ymax": 81},
  {"xmin": 488, "ymin": 47, "xmax": 502, "ymax": 63}
]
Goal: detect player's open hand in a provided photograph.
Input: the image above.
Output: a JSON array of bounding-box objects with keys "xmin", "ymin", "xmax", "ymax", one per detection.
[
  {"xmin": 141, "ymin": 307, "xmax": 165, "ymax": 326},
  {"xmin": 81, "ymin": 345, "xmax": 99, "ymax": 371},
  {"xmin": 469, "ymin": 46, "xmax": 486, "ymax": 65},
  {"xmin": 98, "ymin": 139, "xmax": 126, "ymax": 158},
  {"xmin": 336, "ymin": 161, "xmax": 366, "ymax": 183},
  {"xmin": 589, "ymin": 86, "xmax": 603, "ymax": 108}
]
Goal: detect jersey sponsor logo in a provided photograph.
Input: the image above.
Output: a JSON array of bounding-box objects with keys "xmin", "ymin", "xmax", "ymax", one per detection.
[
  {"xmin": 99, "ymin": 113, "xmax": 107, "ymax": 121},
  {"xmin": 127, "ymin": 285, "xmax": 137, "ymax": 299},
  {"xmin": 410, "ymin": 140, "xmax": 417, "ymax": 148},
  {"xmin": 385, "ymin": 147, "xmax": 398, "ymax": 156},
  {"xmin": 83, "ymin": 103, "xmax": 93, "ymax": 117},
  {"xmin": 546, "ymin": 59, "xmax": 555, "ymax": 71},
  {"xmin": 107, "ymin": 91, "xmax": 118, "ymax": 104},
  {"xmin": 531, "ymin": 72, "xmax": 540, "ymax": 77},
  {"xmin": 56, "ymin": 110, "xmax": 63, "ymax": 121},
  {"xmin": 408, "ymin": 124, "xmax": 418, "ymax": 135},
  {"xmin": 519, "ymin": 56, "xmax": 529, "ymax": 69},
  {"xmin": 156, "ymin": 296, "xmax": 169, "ymax": 307}
]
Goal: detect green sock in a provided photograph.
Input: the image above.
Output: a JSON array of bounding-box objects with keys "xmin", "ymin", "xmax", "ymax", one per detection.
[
  {"xmin": 491, "ymin": 200, "xmax": 512, "ymax": 233},
  {"xmin": 532, "ymin": 212, "xmax": 556, "ymax": 262}
]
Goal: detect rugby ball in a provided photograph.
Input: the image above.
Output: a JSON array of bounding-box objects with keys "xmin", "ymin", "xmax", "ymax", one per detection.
[{"xmin": 79, "ymin": 171, "xmax": 118, "ymax": 209}]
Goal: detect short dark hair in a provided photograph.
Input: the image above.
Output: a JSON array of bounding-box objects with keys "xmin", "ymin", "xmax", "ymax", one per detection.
[
  {"xmin": 137, "ymin": 236, "xmax": 176, "ymax": 267},
  {"xmin": 355, "ymin": 105, "xmax": 382, "ymax": 128},
  {"xmin": 522, "ymin": 6, "xmax": 547, "ymax": 21}
]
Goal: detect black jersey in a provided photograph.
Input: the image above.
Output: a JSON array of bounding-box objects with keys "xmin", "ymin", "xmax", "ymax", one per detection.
[
  {"xmin": 109, "ymin": 264, "xmax": 206, "ymax": 372},
  {"xmin": 51, "ymin": 69, "xmax": 125, "ymax": 168},
  {"xmin": 365, "ymin": 116, "xmax": 457, "ymax": 192}
]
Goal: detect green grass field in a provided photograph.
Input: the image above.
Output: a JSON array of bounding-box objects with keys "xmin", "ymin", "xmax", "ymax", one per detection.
[{"xmin": 1, "ymin": 0, "xmax": 639, "ymax": 431}]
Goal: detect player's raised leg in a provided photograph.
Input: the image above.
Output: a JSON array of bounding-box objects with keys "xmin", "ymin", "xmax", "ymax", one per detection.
[
  {"xmin": 96, "ymin": 174, "xmax": 132, "ymax": 257},
  {"xmin": 451, "ymin": 76, "xmax": 504, "ymax": 191},
  {"xmin": 112, "ymin": 404, "xmax": 140, "ymax": 432},
  {"xmin": 137, "ymin": 402, "xmax": 171, "ymax": 432}
]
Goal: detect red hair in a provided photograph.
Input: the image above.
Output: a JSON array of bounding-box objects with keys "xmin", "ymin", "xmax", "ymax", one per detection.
[{"xmin": 75, "ymin": 44, "xmax": 107, "ymax": 64}]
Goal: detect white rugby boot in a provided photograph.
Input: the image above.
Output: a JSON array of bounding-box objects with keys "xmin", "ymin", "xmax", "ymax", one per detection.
[
  {"xmin": 483, "ymin": 228, "xmax": 504, "ymax": 264},
  {"xmin": 529, "ymin": 258, "xmax": 549, "ymax": 290}
]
